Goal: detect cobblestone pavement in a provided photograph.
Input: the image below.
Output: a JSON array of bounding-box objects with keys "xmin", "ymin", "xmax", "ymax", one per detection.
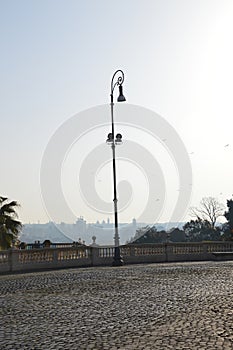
[{"xmin": 1, "ymin": 262, "xmax": 233, "ymax": 349}]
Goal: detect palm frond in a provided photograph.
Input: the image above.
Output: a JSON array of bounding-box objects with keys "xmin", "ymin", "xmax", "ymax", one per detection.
[
  {"xmin": 0, "ymin": 197, "xmax": 8, "ymax": 204},
  {"xmin": 0, "ymin": 201, "xmax": 19, "ymax": 217},
  {"xmin": 0, "ymin": 196, "xmax": 22, "ymax": 250}
]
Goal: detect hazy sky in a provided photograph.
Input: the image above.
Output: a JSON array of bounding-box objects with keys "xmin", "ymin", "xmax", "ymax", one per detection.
[{"xmin": 1, "ymin": 0, "xmax": 233, "ymax": 224}]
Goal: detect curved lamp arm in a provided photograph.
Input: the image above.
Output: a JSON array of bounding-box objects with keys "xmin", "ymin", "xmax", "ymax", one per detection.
[{"xmin": 111, "ymin": 70, "xmax": 125, "ymax": 96}]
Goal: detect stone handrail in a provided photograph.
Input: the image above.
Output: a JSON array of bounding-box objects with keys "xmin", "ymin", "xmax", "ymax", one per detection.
[{"xmin": 1, "ymin": 241, "xmax": 233, "ymax": 273}]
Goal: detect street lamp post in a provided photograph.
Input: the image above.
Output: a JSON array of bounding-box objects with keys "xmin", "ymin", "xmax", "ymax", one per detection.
[{"xmin": 106, "ymin": 70, "xmax": 126, "ymax": 266}]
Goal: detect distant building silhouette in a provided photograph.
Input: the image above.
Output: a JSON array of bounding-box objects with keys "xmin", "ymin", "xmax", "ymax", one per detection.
[{"xmin": 20, "ymin": 218, "xmax": 185, "ymax": 245}]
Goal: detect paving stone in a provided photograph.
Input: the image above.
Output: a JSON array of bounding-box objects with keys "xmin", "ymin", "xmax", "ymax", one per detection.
[{"xmin": 1, "ymin": 261, "xmax": 233, "ymax": 349}]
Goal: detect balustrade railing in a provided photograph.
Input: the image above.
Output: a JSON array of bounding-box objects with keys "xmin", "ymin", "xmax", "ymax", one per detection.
[
  {"xmin": 132, "ymin": 245, "xmax": 165, "ymax": 256},
  {"xmin": 98, "ymin": 247, "xmax": 115, "ymax": 258},
  {"xmin": 58, "ymin": 248, "xmax": 89, "ymax": 261},
  {"xmin": 1, "ymin": 241, "xmax": 233, "ymax": 273},
  {"xmin": 19, "ymin": 250, "xmax": 54, "ymax": 264},
  {"xmin": 0, "ymin": 251, "xmax": 9, "ymax": 264}
]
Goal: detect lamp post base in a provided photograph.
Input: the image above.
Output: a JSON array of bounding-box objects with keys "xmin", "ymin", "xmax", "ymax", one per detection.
[{"xmin": 112, "ymin": 246, "xmax": 124, "ymax": 266}]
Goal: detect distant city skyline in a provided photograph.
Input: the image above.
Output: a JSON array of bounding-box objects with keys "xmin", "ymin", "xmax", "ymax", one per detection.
[
  {"xmin": 20, "ymin": 216, "xmax": 185, "ymax": 245},
  {"xmin": 20, "ymin": 216, "xmax": 139, "ymax": 245}
]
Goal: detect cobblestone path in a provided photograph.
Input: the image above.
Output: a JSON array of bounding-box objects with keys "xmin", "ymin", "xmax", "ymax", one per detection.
[{"xmin": 1, "ymin": 261, "xmax": 233, "ymax": 349}]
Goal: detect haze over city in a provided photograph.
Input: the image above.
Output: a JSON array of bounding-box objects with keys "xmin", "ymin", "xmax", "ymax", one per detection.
[{"xmin": 1, "ymin": 0, "xmax": 233, "ymax": 226}]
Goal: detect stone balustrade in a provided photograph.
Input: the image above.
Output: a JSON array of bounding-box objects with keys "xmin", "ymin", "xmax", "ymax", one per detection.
[{"xmin": 1, "ymin": 241, "xmax": 233, "ymax": 274}]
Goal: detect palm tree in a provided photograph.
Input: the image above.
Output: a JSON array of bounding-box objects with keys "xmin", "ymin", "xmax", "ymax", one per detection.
[{"xmin": 0, "ymin": 196, "xmax": 22, "ymax": 250}]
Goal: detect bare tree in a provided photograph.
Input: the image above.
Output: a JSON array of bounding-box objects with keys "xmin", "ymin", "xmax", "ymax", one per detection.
[{"xmin": 190, "ymin": 197, "xmax": 225, "ymax": 229}]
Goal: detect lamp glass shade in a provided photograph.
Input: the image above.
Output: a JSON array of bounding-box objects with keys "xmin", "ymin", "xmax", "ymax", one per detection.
[
  {"xmin": 117, "ymin": 85, "xmax": 126, "ymax": 102},
  {"xmin": 106, "ymin": 132, "xmax": 114, "ymax": 144},
  {"xmin": 115, "ymin": 133, "xmax": 123, "ymax": 145}
]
